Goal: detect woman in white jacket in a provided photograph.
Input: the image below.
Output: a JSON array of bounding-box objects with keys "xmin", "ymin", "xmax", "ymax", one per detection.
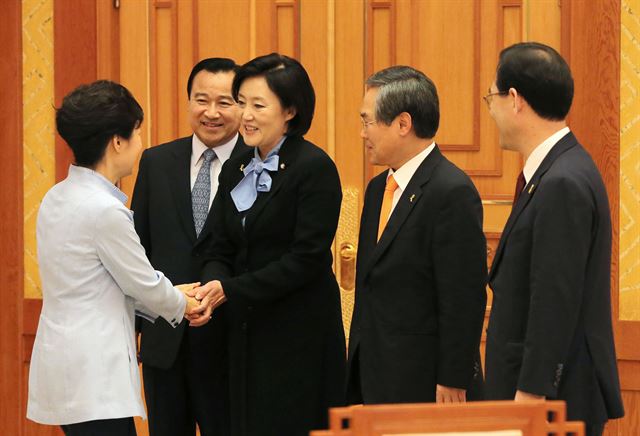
[{"xmin": 27, "ymin": 80, "xmax": 209, "ymax": 436}]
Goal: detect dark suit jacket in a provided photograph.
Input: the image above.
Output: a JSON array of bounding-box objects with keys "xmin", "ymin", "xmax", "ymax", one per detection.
[
  {"xmin": 347, "ymin": 146, "xmax": 487, "ymax": 404},
  {"xmin": 131, "ymin": 135, "xmax": 248, "ymax": 370},
  {"xmin": 485, "ymin": 132, "xmax": 624, "ymax": 424},
  {"xmin": 201, "ymin": 135, "xmax": 346, "ymax": 436}
]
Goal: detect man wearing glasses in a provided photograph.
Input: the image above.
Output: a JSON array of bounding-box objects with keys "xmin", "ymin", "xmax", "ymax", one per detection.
[{"xmin": 484, "ymin": 42, "xmax": 624, "ymax": 436}]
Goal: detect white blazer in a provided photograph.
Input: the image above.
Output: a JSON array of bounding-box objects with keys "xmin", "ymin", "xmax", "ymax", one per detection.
[{"xmin": 27, "ymin": 166, "xmax": 186, "ymax": 425}]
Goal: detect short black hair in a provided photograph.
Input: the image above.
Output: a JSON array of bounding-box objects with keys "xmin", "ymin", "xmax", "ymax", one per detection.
[
  {"xmin": 496, "ymin": 42, "xmax": 574, "ymax": 121},
  {"xmin": 366, "ymin": 65, "xmax": 439, "ymax": 139},
  {"xmin": 187, "ymin": 57, "xmax": 238, "ymax": 98},
  {"xmin": 232, "ymin": 53, "xmax": 315, "ymax": 137},
  {"xmin": 56, "ymin": 80, "xmax": 143, "ymax": 168}
]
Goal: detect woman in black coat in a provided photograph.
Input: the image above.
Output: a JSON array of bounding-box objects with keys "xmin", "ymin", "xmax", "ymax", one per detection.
[{"xmin": 199, "ymin": 53, "xmax": 346, "ymax": 436}]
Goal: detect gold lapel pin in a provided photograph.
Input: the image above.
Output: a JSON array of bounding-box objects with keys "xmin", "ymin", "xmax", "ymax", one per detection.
[
  {"xmin": 280, "ymin": 163, "xmax": 286, "ymax": 170},
  {"xmin": 409, "ymin": 194, "xmax": 416, "ymax": 203},
  {"xmin": 240, "ymin": 164, "xmax": 245, "ymax": 171},
  {"xmin": 528, "ymin": 184, "xmax": 535, "ymax": 194}
]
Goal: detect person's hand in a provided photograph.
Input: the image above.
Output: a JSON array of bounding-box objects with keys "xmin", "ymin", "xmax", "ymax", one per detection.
[
  {"xmin": 514, "ymin": 390, "xmax": 545, "ymax": 401},
  {"xmin": 176, "ymin": 282, "xmax": 209, "ymax": 320},
  {"xmin": 436, "ymin": 384, "xmax": 466, "ymax": 403},
  {"xmin": 196, "ymin": 280, "xmax": 227, "ymax": 310},
  {"xmin": 183, "ymin": 293, "xmax": 206, "ymax": 316},
  {"xmin": 185, "ymin": 280, "xmax": 227, "ymax": 327},
  {"xmin": 175, "ymin": 282, "xmax": 200, "ymax": 297}
]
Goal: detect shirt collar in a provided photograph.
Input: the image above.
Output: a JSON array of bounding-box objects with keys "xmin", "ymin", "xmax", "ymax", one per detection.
[
  {"xmin": 191, "ymin": 132, "xmax": 239, "ymax": 167},
  {"xmin": 523, "ymin": 126, "xmax": 570, "ymax": 183},
  {"xmin": 67, "ymin": 164, "xmax": 128, "ymax": 204},
  {"xmin": 253, "ymin": 136, "xmax": 286, "ymax": 162},
  {"xmin": 388, "ymin": 141, "xmax": 436, "ymax": 191}
]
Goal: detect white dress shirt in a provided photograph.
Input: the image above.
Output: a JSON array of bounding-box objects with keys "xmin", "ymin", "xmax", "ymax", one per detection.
[
  {"xmin": 523, "ymin": 126, "xmax": 571, "ymax": 184},
  {"xmin": 190, "ymin": 133, "xmax": 238, "ymax": 210},
  {"xmin": 384, "ymin": 141, "xmax": 436, "ymax": 219},
  {"xmin": 27, "ymin": 165, "xmax": 186, "ymax": 425}
]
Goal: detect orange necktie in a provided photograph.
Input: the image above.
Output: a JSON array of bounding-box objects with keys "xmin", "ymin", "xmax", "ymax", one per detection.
[{"xmin": 377, "ymin": 175, "xmax": 399, "ymax": 241}]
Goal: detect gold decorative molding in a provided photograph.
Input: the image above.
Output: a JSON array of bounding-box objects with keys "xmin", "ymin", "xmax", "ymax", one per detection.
[
  {"xmin": 335, "ymin": 187, "xmax": 359, "ymax": 345},
  {"xmin": 619, "ymin": 0, "xmax": 640, "ymax": 320},
  {"xmin": 23, "ymin": 0, "xmax": 55, "ymax": 299}
]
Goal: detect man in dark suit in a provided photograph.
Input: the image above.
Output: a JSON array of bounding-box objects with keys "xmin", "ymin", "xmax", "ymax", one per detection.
[
  {"xmin": 131, "ymin": 58, "xmax": 248, "ymax": 436},
  {"xmin": 483, "ymin": 42, "xmax": 624, "ymax": 436},
  {"xmin": 346, "ymin": 66, "xmax": 487, "ymax": 405}
]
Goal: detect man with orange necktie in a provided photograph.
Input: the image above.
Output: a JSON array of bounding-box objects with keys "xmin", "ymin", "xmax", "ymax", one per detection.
[{"xmin": 346, "ymin": 66, "xmax": 487, "ymax": 405}]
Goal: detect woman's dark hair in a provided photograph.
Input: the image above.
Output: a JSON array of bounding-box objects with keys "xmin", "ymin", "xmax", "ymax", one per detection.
[
  {"xmin": 232, "ymin": 53, "xmax": 315, "ymax": 137},
  {"xmin": 56, "ymin": 80, "xmax": 144, "ymax": 167},
  {"xmin": 496, "ymin": 42, "xmax": 573, "ymax": 121}
]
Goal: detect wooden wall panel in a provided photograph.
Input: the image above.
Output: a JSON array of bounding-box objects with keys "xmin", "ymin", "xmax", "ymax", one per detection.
[
  {"xmin": 54, "ymin": 0, "xmax": 97, "ymax": 182},
  {"xmin": 414, "ymin": 0, "xmax": 478, "ymax": 150},
  {"xmin": 300, "ymin": 0, "xmax": 329, "ymax": 154},
  {"xmin": 96, "ymin": 0, "xmax": 120, "ymax": 81},
  {"xmin": 365, "ymin": 0, "xmax": 395, "ymax": 180},
  {"xmin": 176, "ymin": 0, "xmax": 195, "ymax": 136},
  {"xmin": 118, "ymin": 0, "xmax": 152, "ymax": 201},
  {"xmin": 151, "ymin": 0, "xmax": 179, "ymax": 146},
  {"xmin": 254, "ymin": 0, "xmax": 274, "ymax": 57},
  {"xmin": 0, "ymin": 1, "xmax": 23, "ymax": 433},
  {"xmin": 274, "ymin": 0, "xmax": 298, "ymax": 59},
  {"xmin": 22, "ymin": 299, "xmax": 61, "ymax": 436},
  {"xmin": 335, "ymin": 0, "xmax": 365, "ymax": 191},
  {"xmin": 197, "ymin": 0, "xmax": 251, "ymax": 62}
]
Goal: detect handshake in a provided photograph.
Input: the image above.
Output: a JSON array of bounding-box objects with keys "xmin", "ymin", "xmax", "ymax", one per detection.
[{"xmin": 175, "ymin": 280, "xmax": 227, "ymax": 327}]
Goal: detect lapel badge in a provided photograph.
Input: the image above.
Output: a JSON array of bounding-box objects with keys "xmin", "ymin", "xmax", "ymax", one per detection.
[
  {"xmin": 280, "ymin": 163, "xmax": 286, "ymax": 170},
  {"xmin": 528, "ymin": 184, "xmax": 535, "ymax": 194},
  {"xmin": 240, "ymin": 164, "xmax": 245, "ymax": 172},
  {"xmin": 409, "ymin": 194, "xmax": 416, "ymax": 203}
]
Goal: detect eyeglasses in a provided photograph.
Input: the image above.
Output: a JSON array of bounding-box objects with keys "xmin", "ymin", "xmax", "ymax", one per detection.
[
  {"xmin": 483, "ymin": 90, "xmax": 508, "ymax": 106},
  {"xmin": 361, "ymin": 118, "xmax": 377, "ymax": 130}
]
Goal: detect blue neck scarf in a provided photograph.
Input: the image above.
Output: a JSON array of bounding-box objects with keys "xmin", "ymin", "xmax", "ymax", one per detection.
[{"xmin": 231, "ymin": 137, "xmax": 286, "ymax": 212}]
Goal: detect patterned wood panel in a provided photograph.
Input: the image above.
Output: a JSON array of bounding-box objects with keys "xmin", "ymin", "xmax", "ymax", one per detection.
[
  {"xmin": 619, "ymin": 0, "xmax": 640, "ymax": 321},
  {"xmin": 22, "ymin": 0, "xmax": 55, "ymax": 299}
]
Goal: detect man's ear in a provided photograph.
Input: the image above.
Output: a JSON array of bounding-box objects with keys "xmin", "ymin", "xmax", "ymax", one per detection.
[
  {"xmin": 397, "ymin": 112, "xmax": 413, "ymax": 136},
  {"xmin": 509, "ymin": 88, "xmax": 525, "ymax": 113}
]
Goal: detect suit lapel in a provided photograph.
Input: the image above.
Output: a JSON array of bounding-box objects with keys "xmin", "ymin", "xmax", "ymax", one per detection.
[
  {"xmin": 362, "ymin": 146, "xmax": 443, "ymax": 280},
  {"xmin": 243, "ymin": 136, "xmax": 298, "ymax": 232},
  {"xmin": 489, "ymin": 132, "xmax": 579, "ymax": 281},
  {"xmin": 167, "ymin": 137, "xmax": 197, "ymax": 243}
]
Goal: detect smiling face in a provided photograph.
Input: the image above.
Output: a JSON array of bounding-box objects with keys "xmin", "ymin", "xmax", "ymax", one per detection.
[
  {"xmin": 237, "ymin": 76, "xmax": 295, "ymax": 156},
  {"xmin": 188, "ymin": 70, "xmax": 241, "ymax": 147}
]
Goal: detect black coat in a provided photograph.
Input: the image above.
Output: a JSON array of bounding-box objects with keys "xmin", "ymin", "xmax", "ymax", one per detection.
[
  {"xmin": 485, "ymin": 132, "xmax": 624, "ymax": 424},
  {"xmin": 202, "ymin": 135, "xmax": 346, "ymax": 436},
  {"xmin": 132, "ymin": 136, "xmax": 247, "ymax": 370},
  {"xmin": 347, "ymin": 146, "xmax": 487, "ymax": 404}
]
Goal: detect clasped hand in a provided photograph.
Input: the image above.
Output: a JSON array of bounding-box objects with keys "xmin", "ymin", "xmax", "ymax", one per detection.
[{"xmin": 175, "ymin": 281, "xmax": 227, "ymax": 327}]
